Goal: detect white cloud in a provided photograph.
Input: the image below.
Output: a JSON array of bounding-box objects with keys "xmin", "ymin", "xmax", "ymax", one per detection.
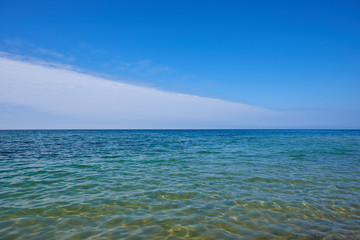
[
  {"xmin": 3, "ymin": 55, "xmax": 355, "ymax": 129},
  {"xmin": 0, "ymin": 56, "xmax": 287, "ymax": 129}
]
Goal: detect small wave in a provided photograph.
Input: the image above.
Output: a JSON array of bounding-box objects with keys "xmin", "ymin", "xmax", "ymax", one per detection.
[
  {"xmin": 246, "ymin": 177, "xmax": 282, "ymax": 183},
  {"xmin": 197, "ymin": 150, "xmax": 221, "ymax": 154},
  {"xmin": 101, "ymin": 155, "xmax": 122, "ymax": 159}
]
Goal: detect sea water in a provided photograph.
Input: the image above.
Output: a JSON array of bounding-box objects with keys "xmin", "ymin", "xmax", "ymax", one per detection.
[{"xmin": 0, "ymin": 130, "xmax": 359, "ymax": 239}]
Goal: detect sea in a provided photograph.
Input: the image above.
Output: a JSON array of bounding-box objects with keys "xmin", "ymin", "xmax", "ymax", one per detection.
[{"xmin": 0, "ymin": 130, "xmax": 359, "ymax": 239}]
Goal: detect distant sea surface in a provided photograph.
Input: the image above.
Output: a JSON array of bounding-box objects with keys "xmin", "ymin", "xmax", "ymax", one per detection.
[{"xmin": 0, "ymin": 130, "xmax": 359, "ymax": 239}]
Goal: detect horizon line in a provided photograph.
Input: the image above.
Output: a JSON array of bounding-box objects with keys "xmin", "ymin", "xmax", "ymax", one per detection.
[{"xmin": 1, "ymin": 128, "xmax": 359, "ymax": 131}]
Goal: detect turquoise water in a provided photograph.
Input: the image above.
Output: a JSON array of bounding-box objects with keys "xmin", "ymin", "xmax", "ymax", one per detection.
[{"xmin": 0, "ymin": 130, "xmax": 359, "ymax": 239}]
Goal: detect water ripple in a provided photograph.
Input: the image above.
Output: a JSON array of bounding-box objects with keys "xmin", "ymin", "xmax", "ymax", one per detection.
[{"xmin": 0, "ymin": 130, "xmax": 359, "ymax": 239}]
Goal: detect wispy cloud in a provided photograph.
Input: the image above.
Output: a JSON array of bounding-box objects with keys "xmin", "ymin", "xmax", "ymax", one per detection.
[
  {"xmin": 3, "ymin": 39, "xmax": 24, "ymax": 47},
  {"xmin": 0, "ymin": 39, "xmax": 75, "ymax": 63},
  {"xmin": 116, "ymin": 59, "xmax": 173, "ymax": 74},
  {"xmin": 1, "ymin": 39, "xmax": 172, "ymax": 80},
  {"xmin": 35, "ymin": 48, "xmax": 74, "ymax": 62}
]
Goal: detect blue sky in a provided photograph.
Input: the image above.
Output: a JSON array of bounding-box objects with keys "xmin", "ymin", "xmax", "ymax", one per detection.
[{"xmin": 0, "ymin": 0, "xmax": 359, "ymax": 128}]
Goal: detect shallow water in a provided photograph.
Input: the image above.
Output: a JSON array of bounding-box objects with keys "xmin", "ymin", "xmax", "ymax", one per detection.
[{"xmin": 0, "ymin": 130, "xmax": 359, "ymax": 239}]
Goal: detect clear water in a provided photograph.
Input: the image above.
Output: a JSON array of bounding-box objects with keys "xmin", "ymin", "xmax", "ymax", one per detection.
[{"xmin": 0, "ymin": 130, "xmax": 359, "ymax": 239}]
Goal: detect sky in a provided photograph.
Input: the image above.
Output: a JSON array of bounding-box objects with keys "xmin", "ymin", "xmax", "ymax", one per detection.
[{"xmin": 0, "ymin": 0, "xmax": 359, "ymax": 129}]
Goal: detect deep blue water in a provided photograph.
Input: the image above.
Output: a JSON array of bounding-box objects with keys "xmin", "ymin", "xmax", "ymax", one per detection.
[{"xmin": 0, "ymin": 130, "xmax": 359, "ymax": 239}]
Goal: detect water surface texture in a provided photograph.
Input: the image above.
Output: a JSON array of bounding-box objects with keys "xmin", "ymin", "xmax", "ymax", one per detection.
[{"xmin": 0, "ymin": 130, "xmax": 359, "ymax": 239}]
